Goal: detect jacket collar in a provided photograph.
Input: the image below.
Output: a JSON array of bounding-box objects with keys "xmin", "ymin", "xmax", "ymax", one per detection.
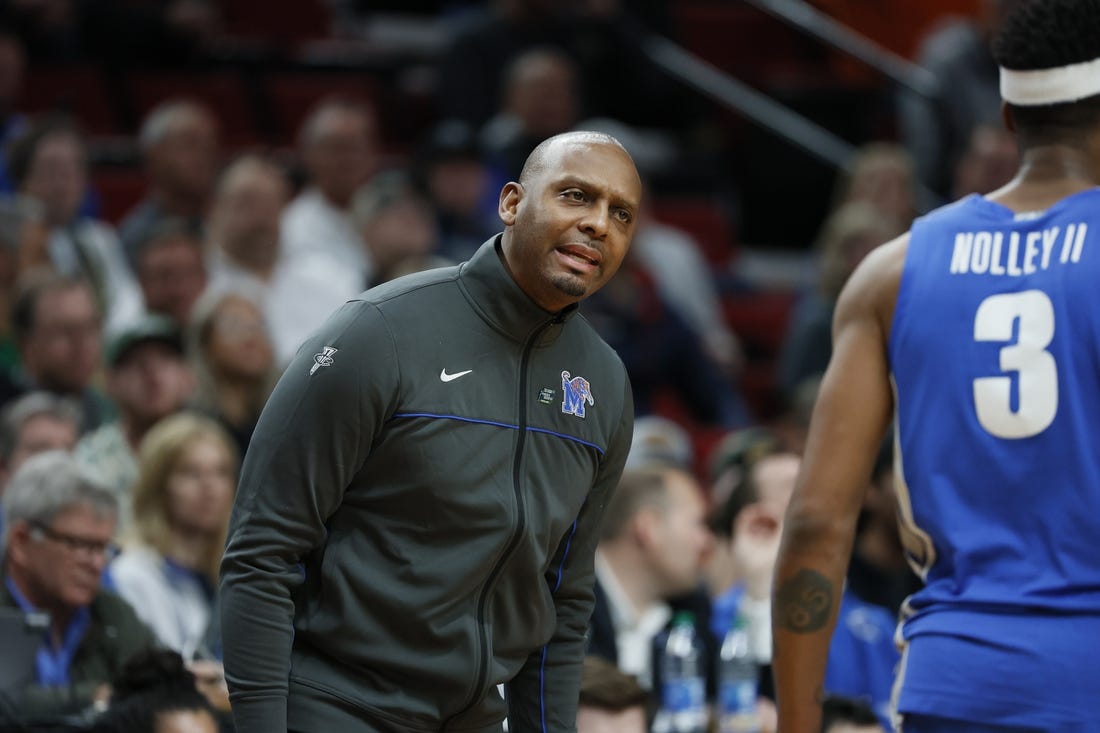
[{"xmin": 458, "ymin": 235, "xmax": 580, "ymax": 344}]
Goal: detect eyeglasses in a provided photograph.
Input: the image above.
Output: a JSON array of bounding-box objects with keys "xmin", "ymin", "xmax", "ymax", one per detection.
[{"xmin": 28, "ymin": 521, "xmax": 120, "ymax": 562}]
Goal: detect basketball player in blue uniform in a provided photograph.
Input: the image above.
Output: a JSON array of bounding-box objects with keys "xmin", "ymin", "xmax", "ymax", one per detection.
[{"xmin": 771, "ymin": 0, "xmax": 1100, "ymax": 730}]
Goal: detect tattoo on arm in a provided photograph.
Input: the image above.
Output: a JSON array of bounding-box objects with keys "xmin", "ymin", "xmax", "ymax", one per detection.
[{"xmin": 774, "ymin": 569, "xmax": 834, "ymax": 633}]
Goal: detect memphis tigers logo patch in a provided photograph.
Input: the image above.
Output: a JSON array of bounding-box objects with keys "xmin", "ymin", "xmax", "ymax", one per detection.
[{"xmin": 561, "ymin": 370, "xmax": 594, "ymax": 418}]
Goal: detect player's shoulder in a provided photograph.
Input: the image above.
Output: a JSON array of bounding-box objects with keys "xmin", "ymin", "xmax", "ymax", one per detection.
[{"xmin": 839, "ymin": 232, "xmax": 910, "ymax": 322}]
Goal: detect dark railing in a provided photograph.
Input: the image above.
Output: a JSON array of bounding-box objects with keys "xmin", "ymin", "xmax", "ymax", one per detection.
[
  {"xmin": 743, "ymin": 0, "xmax": 939, "ymax": 99},
  {"xmin": 643, "ymin": 0, "xmax": 940, "ymax": 206}
]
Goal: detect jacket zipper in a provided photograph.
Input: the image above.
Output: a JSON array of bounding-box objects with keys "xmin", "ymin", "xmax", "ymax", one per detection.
[{"xmin": 442, "ymin": 314, "xmax": 562, "ymax": 730}]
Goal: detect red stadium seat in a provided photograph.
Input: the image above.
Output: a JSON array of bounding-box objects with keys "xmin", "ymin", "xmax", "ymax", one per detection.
[
  {"xmin": 651, "ymin": 197, "xmax": 739, "ymax": 266},
  {"xmin": 673, "ymin": 2, "xmax": 815, "ymax": 86},
  {"xmin": 90, "ymin": 166, "xmax": 148, "ymax": 226},
  {"xmin": 722, "ymin": 289, "xmax": 798, "ymax": 419},
  {"xmin": 220, "ymin": 0, "xmax": 332, "ymax": 45},
  {"xmin": 721, "ymin": 289, "xmax": 797, "ymax": 357},
  {"xmin": 19, "ymin": 66, "xmax": 120, "ymax": 134}
]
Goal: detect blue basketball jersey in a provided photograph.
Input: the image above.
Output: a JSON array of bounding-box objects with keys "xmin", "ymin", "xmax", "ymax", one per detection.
[{"xmin": 888, "ymin": 189, "xmax": 1100, "ymax": 727}]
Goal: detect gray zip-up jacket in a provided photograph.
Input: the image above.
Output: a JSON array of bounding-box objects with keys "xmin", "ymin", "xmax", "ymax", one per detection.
[{"xmin": 220, "ymin": 238, "xmax": 634, "ymax": 733}]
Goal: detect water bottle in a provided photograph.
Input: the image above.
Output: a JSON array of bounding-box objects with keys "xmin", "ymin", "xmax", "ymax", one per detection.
[
  {"xmin": 716, "ymin": 614, "xmax": 761, "ymax": 733},
  {"xmin": 653, "ymin": 611, "xmax": 708, "ymax": 733}
]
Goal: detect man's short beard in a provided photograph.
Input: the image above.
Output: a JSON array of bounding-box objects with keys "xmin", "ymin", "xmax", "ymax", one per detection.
[{"xmin": 549, "ymin": 272, "xmax": 587, "ymax": 298}]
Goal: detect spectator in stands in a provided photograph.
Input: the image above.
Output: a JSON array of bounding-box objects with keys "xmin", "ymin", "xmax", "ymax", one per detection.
[
  {"xmin": 186, "ymin": 284, "xmax": 276, "ymax": 458},
  {"xmin": 480, "ymin": 47, "xmax": 581, "ymax": 181},
  {"xmin": 588, "ymin": 467, "xmax": 714, "ymax": 692},
  {"xmin": 0, "ymin": 450, "xmax": 156, "ymax": 716},
  {"xmin": 629, "ymin": 193, "xmax": 743, "ymax": 376},
  {"xmin": 436, "ymin": 0, "xmax": 686, "ymax": 131},
  {"xmin": 206, "ymin": 154, "xmax": 290, "ymax": 287},
  {"xmin": 350, "ymin": 170, "xmax": 447, "ymax": 288},
  {"xmin": 0, "ymin": 390, "xmax": 80, "ymax": 490},
  {"xmin": 282, "ymin": 96, "xmax": 379, "ymax": 288},
  {"xmin": 705, "ymin": 429, "xmax": 797, "ymax": 696},
  {"xmin": 76, "ymin": 314, "xmax": 193, "ymax": 526},
  {"xmin": 897, "ymin": 0, "xmax": 1020, "ymax": 205},
  {"xmin": 119, "ymin": 99, "xmax": 219, "ymax": 266},
  {"xmin": 624, "ymin": 414, "xmax": 694, "ymax": 473},
  {"xmin": 0, "ymin": 197, "xmax": 46, "ymax": 371},
  {"xmin": 581, "ymin": 256, "xmax": 752, "ymax": 428},
  {"xmin": 831, "ymin": 143, "xmax": 918, "ymax": 229},
  {"xmin": 0, "ymin": 390, "xmax": 80, "ymax": 538},
  {"xmin": 777, "ymin": 202, "xmax": 903, "ymax": 404},
  {"xmin": 576, "ymin": 655, "xmax": 649, "ymax": 733},
  {"xmin": 8, "ymin": 115, "xmax": 144, "ymax": 335},
  {"xmin": 130, "ymin": 219, "xmax": 207, "ymax": 328},
  {"xmin": 951, "ymin": 122, "xmax": 1018, "ymax": 200},
  {"xmin": 705, "ymin": 428, "xmax": 898, "ymax": 726},
  {"xmin": 88, "ymin": 648, "xmax": 220, "ymax": 733},
  {"xmin": 204, "ymin": 153, "xmax": 342, "ymax": 367},
  {"xmin": 110, "ymin": 413, "xmax": 237, "ymax": 664},
  {"xmin": 820, "ymin": 695, "xmax": 885, "ymax": 733},
  {"xmin": 0, "ymin": 272, "xmax": 113, "ymax": 430},
  {"xmin": 412, "ymin": 119, "xmax": 502, "ymax": 263}
]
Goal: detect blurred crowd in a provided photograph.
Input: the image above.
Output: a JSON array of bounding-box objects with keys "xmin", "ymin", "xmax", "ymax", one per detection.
[{"xmin": 0, "ymin": 0, "xmax": 1021, "ymax": 731}]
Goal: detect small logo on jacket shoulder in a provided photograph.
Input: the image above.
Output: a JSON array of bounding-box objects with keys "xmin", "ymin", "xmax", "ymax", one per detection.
[
  {"xmin": 311, "ymin": 346, "xmax": 338, "ymax": 375},
  {"xmin": 561, "ymin": 370, "xmax": 594, "ymax": 418}
]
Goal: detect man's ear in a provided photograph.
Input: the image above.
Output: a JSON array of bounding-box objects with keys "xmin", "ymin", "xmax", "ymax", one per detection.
[
  {"xmin": 632, "ymin": 507, "xmax": 663, "ymax": 550},
  {"xmin": 6, "ymin": 520, "xmax": 32, "ymax": 567},
  {"xmin": 498, "ymin": 182, "xmax": 523, "ymax": 227}
]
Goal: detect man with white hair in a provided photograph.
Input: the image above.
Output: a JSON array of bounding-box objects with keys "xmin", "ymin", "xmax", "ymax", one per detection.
[{"xmin": 1, "ymin": 451, "xmax": 155, "ymax": 716}]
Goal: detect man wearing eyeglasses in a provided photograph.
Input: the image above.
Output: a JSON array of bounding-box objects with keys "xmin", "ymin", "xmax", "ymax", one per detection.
[{"xmin": 0, "ymin": 450, "xmax": 156, "ymax": 718}]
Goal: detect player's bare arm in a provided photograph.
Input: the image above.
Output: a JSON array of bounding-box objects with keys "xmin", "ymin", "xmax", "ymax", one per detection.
[{"xmin": 771, "ymin": 234, "xmax": 907, "ymax": 733}]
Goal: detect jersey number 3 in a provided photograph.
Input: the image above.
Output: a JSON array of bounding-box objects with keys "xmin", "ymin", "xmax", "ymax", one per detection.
[{"xmin": 973, "ymin": 290, "xmax": 1058, "ymax": 439}]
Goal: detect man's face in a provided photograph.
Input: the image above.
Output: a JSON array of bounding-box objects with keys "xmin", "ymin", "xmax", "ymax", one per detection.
[
  {"xmin": 212, "ymin": 163, "xmax": 287, "ymax": 266},
  {"xmin": 646, "ymin": 470, "xmax": 712, "ymax": 597},
  {"xmin": 109, "ymin": 342, "xmax": 193, "ymax": 425},
  {"xmin": 139, "ymin": 236, "xmax": 208, "ymax": 324},
  {"xmin": 363, "ymin": 196, "xmax": 438, "ymax": 272},
  {"xmin": 150, "ymin": 109, "xmax": 220, "ymax": 200},
  {"xmin": 21, "ymin": 284, "xmax": 101, "ymax": 393},
  {"xmin": 508, "ymin": 55, "xmax": 578, "ymax": 140},
  {"xmin": 204, "ymin": 296, "xmax": 273, "ymax": 381},
  {"xmin": 10, "ymin": 504, "xmax": 116, "ymax": 611},
  {"xmin": 499, "ymin": 140, "xmax": 641, "ymax": 312},
  {"xmin": 304, "ymin": 107, "xmax": 377, "ymax": 208},
  {"xmin": 7, "ymin": 414, "xmax": 78, "ymax": 476},
  {"xmin": 22, "ymin": 131, "xmax": 86, "ymax": 226}
]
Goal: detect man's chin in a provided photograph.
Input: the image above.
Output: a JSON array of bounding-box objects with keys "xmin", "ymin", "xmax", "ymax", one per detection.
[{"xmin": 550, "ymin": 273, "xmax": 590, "ymax": 300}]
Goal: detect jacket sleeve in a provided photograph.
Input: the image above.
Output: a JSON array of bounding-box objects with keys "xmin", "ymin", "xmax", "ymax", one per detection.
[
  {"xmin": 218, "ymin": 301, "xmax": 400, "ymax": 733},
  {"xmin": 507, "ymin": 377, "xmax": 634, "ymax": 733}
]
